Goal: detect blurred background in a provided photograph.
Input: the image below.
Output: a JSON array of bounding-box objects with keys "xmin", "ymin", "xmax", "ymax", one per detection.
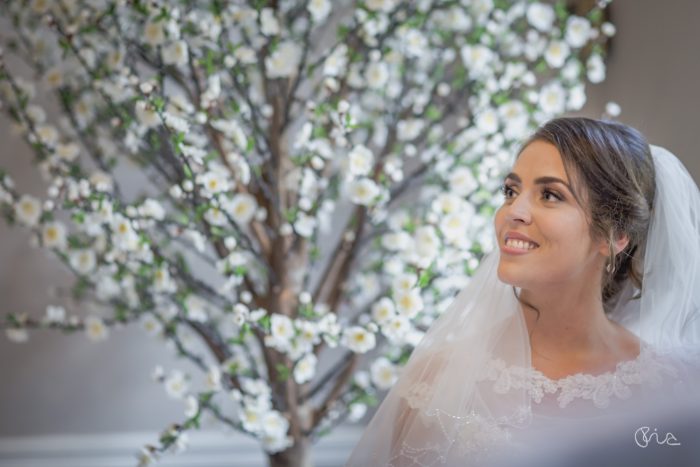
[{"xmin": 1, "ymin": 0, "xmax": 698, "ymax": 465}]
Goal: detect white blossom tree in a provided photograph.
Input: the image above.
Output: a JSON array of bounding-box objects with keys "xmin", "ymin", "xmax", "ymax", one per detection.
[{"xmin": 0, "ymin": 0, "xmax": 614, "ymax": 465}]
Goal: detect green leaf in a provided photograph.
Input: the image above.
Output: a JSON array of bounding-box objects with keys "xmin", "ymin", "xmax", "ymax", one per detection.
[
  {"xmin": 417, "ymin": 264, "xmax": 433, "ymax": 288},
  {"xmin": 71, "ymin": 211, "xmax": 85, "ymax": 224},
  {"xmin": 152, "ymin": 96, "xmax": 165, "ymax": 112},
  {"xmin": 275, "ymin": 363, "xmax": 290, "ymax": 382},
  {"xmin": 258, "ymin": 314, "xmax": 271, "ymax": 332}
]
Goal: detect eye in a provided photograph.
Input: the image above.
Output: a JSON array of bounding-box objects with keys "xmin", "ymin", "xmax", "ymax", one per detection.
[
  {"xmin": 542, "ymin": 189, "xmax": 562, "ymax": 202},
  {"xmin": 500, "ymin": 183, "xmax": 516, "ymax": 199}
]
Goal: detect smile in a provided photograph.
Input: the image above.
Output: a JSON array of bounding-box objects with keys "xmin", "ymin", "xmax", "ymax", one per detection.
[{"xmin": 505, "ymin": 238, "xmax": 538, "ymax": 250}]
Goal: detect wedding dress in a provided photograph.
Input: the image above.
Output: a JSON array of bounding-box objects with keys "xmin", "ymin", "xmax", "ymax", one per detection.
[{"xmin": 345, "ymin": 145, "xmax": 700, "ymax": 466}]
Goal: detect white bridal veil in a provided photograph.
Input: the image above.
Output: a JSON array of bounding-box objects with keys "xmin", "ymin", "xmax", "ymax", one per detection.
[{"xmin": 345, "ymin": 145, "xmax": 700, "ymax": 466}]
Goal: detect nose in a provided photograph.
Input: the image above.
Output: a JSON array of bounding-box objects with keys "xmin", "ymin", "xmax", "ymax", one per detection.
[{"xmin": 504, "ymin": 194, "xmax": 532, "ymax": 224}]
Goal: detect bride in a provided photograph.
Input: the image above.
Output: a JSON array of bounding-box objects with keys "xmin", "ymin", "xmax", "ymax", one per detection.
[{"xmin": 346, "ymin": 117, "xmax": 700, "ymax": 466}]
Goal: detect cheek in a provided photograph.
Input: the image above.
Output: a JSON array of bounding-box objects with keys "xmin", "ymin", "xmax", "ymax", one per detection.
[{"xmin": 493, "ymin": 206, "xmax": 506, "ymax": 232}]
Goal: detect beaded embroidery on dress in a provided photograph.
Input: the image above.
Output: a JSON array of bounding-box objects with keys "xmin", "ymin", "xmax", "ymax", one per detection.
[{"xmin": 478, "ymin": 342, "xmax": 680, "ymax": 409}]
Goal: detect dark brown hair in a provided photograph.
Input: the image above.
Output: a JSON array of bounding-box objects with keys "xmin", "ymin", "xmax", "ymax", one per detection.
[{"xmin": 514, "ymin": 117, "xmax": 656, "ymax": 310}]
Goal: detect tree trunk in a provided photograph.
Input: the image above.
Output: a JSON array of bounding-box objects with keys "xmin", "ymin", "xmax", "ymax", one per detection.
[{"xmin": 268, "ymin": 438, "xmax": 312, "ymax": 467}]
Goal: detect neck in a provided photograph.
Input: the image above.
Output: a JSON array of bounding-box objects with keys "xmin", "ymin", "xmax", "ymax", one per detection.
[{"xmin": 519, "ymin": 283, "xmax": 618, "ymax": 361}]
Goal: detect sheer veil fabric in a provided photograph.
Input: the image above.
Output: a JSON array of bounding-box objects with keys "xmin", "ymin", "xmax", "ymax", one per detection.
[{"xmin": 345, "ymin": 146, "xmax": 700, "ymax": 466}]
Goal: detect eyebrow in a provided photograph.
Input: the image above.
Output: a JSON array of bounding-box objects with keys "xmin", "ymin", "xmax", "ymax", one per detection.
[{"xmin": 504, "ymin": 173, "xmax": 573, "ymax": 193}]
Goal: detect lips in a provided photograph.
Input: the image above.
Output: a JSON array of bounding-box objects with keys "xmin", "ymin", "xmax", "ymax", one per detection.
[{"xmin": 504, "ymin": 231, "xmax": 540, "ymax": 247}]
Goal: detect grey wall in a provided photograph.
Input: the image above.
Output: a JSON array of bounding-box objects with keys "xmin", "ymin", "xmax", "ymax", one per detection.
[{"xmin": 0, "ymin": 0, "xmax": 698, "ymax": 442}]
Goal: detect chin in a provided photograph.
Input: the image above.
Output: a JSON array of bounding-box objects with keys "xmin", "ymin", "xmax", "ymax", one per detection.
[{"xmin": 496, "ymin": 262, "xmax": 529, "ymax": 288}]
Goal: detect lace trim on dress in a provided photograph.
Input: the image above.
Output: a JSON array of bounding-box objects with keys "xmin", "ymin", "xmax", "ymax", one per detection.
[{"xmin": 478, "ymin": 345, "xmax": 680, "ymax": 409}]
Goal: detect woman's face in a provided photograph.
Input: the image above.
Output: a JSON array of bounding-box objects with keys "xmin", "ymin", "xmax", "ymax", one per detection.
[{"xmin": 494, "ymin": 140, "xmax": 607, "ymax": 289}]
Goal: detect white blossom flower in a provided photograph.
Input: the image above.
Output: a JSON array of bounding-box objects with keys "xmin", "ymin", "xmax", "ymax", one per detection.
[
  {"xmin": 15, "ymin": 195, "xmax": 42, "ymax": 226},
  {"xmin": 141, "ymin": 314, "xmax": 162, "ymax": 337},
  {"xmin": 162, "ymin": 40, "xmax": 189, "ymax": 66},
  {"xmin": 440, "ymin": 211, "xmax": 472, "ymax": 246},
  {"xmin": 135, "ymin": 101, "xmax": 160, "ymax": 129},
  {"xmin": 45, "ymin": 305, "xmax": 66, "ymax": 324},
  {"xmin": 184, "ymin": 395, "xmax": 199, "ymax": 418},
  {"xmin": 348, "ymin": 144, "xmax": 374, "ymax": 176},
  {"xmin": 293, "ymin": 212, "xmax": 316, "ymax": 238},
  {"xmin": 380, "ymin": 231, "xmax": 412, "ymax": 251},
  {"xmin": 348, "ymin": 403, "xmax": 367, "ymax": 422},
  {"xmin": 348, "ymin": 178, "xmax": 380, "ymax": 206},
  {"xmin": 308, "ymin": 0, "xmax": 331, "ymax": 22},
  {"xmin": 371, "ymin": 297, "xmax": 396, "ymax": 324},
  {"xmin": 365, "ymin": 61, "xmax": 389, "ymax": 90},
  {"xmin": 265, "ymin": 41, "xmax": 301, "ymax": 78},
  {"xmin": 89, "ymin": 171, "xmax": 114, "ymax": 193},
  {"xmin": 85, "ymin": 316, "xmax": 109, "ymax": 341},
  {"xmin": 153, "ymin": 266, "xmax": 176, "ymax": 294},
  {"xmin": 43, "ymin": 66, "xmax": 64, "ymax": 89},
  {"xmin": 270, "ymin": 314, "xmax": 294, "ymax": 346},
  {"xmin": 365, "ymin": 0, "xmax": 397, "ymax": 13},
  {"xmin": 36, "ymin": 125, "xmax": 58, "ymax": 146},
  {"xmin": 111, "ymin": 214, "xmax": 139, "ymax": 251},
  {"xmin": 6, "ymin": 328, "xmax": 29, "ymax": 343},
  {"xmin": 260, "ymin": 8, "xmax": 279, "ymax": 36},
  {"xmin": 605, "ymin": 101, "xmax": 621, "ymax": 117},
  {"xmin": 538, "ymin": 81, "xmax": 566, "ymax": 114},
  {"xmin": 567, "ymin": 84, "xmax": 587, "ymax": 111},
  {"xmin": 602, "ymin": 22, "xmax": 616, "ymax": 37},
  {"xmin": 241, "ymin": 406, "xmax": 265, "ymax": 434},
  {"xmin": 587, "ymin": 54, "xmax": 606, "ymax": 83},
  {"xmin": 162, "ymin": 112, "xmax": 190, "ymax": 133},
  {"xmin": 460, "ymin": 45, "xmax": 495, "ymax": 78},
  {"xmin": 498, "ymin": 101, "xmax": 529, "ymax": 140},
  {"xmin": 139, "ymin": 199, "xmax": 165, "ymax": 221},
  {"xmin": 262, "ymin": 410, "xmax": 289, "ymax": 439},
  {"xmin": 526, "ymin": 3, "xmax": 555, "ymax": 32},
  {"xmin": 198, "ymin": 170, "xmax": 231, "ymax": 195},
  {"xmin": 565, "ymin": 16, "xmax": 592, "ymax": 48},
  {"xmin": 206, "ymin": 366, "xmax": 223, "ymax": 392},
  {"xmin": 562, "ymin": 59, "xmax": 581, "ymax": 82},
  {"xmin": 185, "ymin": 295, "xmax": 208, "ymax": 322},
  {"xmin": 475, "ymin": 107, "xmax": 499, "ymax": 135},
  {"xmin": 296, "ymin": 320, "xmax": 320, "ymax": 347},
  {"xmin": 144, "ymin": 21, "xmax": 166, "ymax": 46},
  {"xmin": 448, "ymin": 166, "xmax": 478, "ymax": 197},
  {"xmin": 394, "ymin": 289, "xmax": 423, "ymax": 319},
  {"xmin": 70, "ymin": 249, "xmax": 97, "ymax": 274},
  {"xmin": 413, "ymin": 226, "xmax": 440, "ymax": 265},
  {"xmin": 224, "ymin": 193, "xmax": 257, "ymax": 225},
  {"xmin": 42, "ymin": 221, "xmax": 67, "ymax": 249},
  {"xmin": 165, "ymin": 370, "xmax": 188, "ymax": 399},
  {"xmin": 96, "ymin": 276, "xmax": 120, "ymax": 300},
  {"xmin": 262, "ymin": 432, "xmax": 293, "ymax": 454},
  {"xmin": 382, "ymin": 315, "xmax": 411, "ymax": 344},
  {"xmin": 293, "ymin": 353, "xmax": 317, "ymax": 384},
  {"xmin": 544, "ymin": 41, "xmax": 570, "ymax": 68},
  {"xmin": 234, "ymin": 46, "xmax": 257, "ymax": 65},
  {"xmin": 370, "ymin": 357, "xmax": 398, "ymax": 390},
  {"xmin": 392, "ymin": 273, "xmax": 417, "ymax": 292},
  {"xmin": 341, "ymin": 326, "xmax": 376, "ymax": 353},
  {"xmin": 396, "ymin": 119, "xmax": 424, "ymax": 141},
  {"xmin": 323, "ymin": 45, "xmax": 348, "ymax": 76},
  {"xmin": 26, "ymin": 105, "xmax": 46, "ymax": 124},
  {"xmin": 210, "ymin": 119, "xmax": 247, "ymax": 150},
  {"xmin": 401, "ymin": 29, "xmax": 428, "ymax": 58},
  {"xmin": 55, "ymin": 142, "xmax": 80, "ymax": 162}
]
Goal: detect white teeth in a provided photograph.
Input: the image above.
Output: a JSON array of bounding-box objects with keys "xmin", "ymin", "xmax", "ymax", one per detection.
[{"xmin": 506, "ymin": 238, "xmax": 538, "ymax": 250}]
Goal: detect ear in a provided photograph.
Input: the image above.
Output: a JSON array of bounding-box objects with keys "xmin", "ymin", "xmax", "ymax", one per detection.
[{"xmin": 597, "ymin": 232, "xmax": 630, "ymax": 257}]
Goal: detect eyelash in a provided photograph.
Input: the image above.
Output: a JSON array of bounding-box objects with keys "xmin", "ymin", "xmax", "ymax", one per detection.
[{"xmin": 500, "ymin": 183, "xmax": 562, "ymax": 202}]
